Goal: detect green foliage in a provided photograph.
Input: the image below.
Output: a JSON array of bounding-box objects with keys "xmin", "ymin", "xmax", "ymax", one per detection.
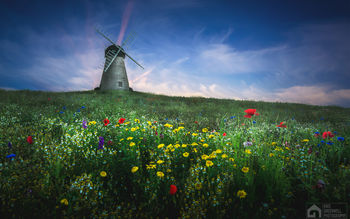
[{"xmin": 0, "ymin": 89, "xmax": 349, "ymax": 218}]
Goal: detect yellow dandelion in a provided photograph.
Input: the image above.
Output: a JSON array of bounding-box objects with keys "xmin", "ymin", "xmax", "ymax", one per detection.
[
  {"xmin": 182, "ymin": 144, "xmax": 187, "ymax": 148},
  {"xmin": 156, "ymin": 171, "xmax": 164, "ymax": 178},
  {"xmin": 192, "ymin": 133, "xmax": 198, "ymax": 136},
  {"xmin": 131, "ymin": 166, "xmax": 139, "ymax": 173},
  {"xmin": 271, "ymin": 142, "xmax": 277, "ymax": 146},
  {"xmin": 147, "ymin": 121, "xmax": 152, "ymax": 126},
  {"xmin": 192, "ymin": 148, "xmax": 198, "ymax": 153},
  {"xmin": 158, "ymin": 144, "xmax": 165, "ymax": 149},
  {"xmin": 60, "ymin": 198, "xmax": 69, "ymax": 205},
  {"xmin": 100, "ymin": 171, "xmax": 107, "ymax": 177},
  {"xmin": 245, "ymin": 149, "xmax": 252, "ymax": 154},
  {"xmin": 302, "ymin": 139, "xmax": 309, "ymax": 143},
  {"xmin": 157, "ymin": 160, "xmax": 164, "ymax": 164},
  {"xmin": 129, "ymin": 142, "xmax": 135, "ymax": 147},
  {"xmin": 166, "ymin": 169, "xmax": 172, "ymax": 173},
  {"xmin": 221, "ymin": 154, "xmax": 228, "ymax": 158},
  {"xmin": 215, "ymin": 149, "xmax": 222, "ymax": 154},
  {"xmin": 202, "ymin": 128, "xmax": 208, "ymax": 133},
  {"xmin": 131, "ymin": 128, "xmax": 136, "ymax": 132},
  {"xmin": 203, "ymin": 143, "xmax": 209, "ymax": 148},
  {"xmin": 269, "ymin": 153, "xmax": 274, "ymax": 157},
  {"xmin": 191, "ymin": 142, "xmax": 198, "ymax": 146},
  {"xmin": 164, "ymin": 123, "xmax": 173, "ymax": 128},
  {"xmin": 209, "ymin": 134, "xmax": 215, "ymax": 138},
  {"xmin": 134, "ymin": 119, "xmax": 140, "ymax": 123},
  {"xmin": 183, "ymin": 152, "xmax": 189, "ymax": 157},
  {"xmin": 201, "ymin": 154, "xmax": 209, "ymax": 160},
  {"xmin": 195, "ymin": 183, "xmax": 202, "ymax": 190},
  {"xmin": 127, "ymin": 137, "xmax": 133, "ymax": 140},
  {"xmin": 237, "ymin": 190, "xmax": 247, "ymax": 199},
  {"xmin": 241, "ymin": 167, "xmax": 249, "ymax": 173},
  {"xmin": 206, "ymin": 160, "xmax": 214, "ymax": 167},
  {"xmin": 88, "ymin": 121, "xmax": 96, "ymax": 125}
]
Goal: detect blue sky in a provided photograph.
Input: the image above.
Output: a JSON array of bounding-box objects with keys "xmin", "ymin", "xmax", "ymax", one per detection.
[{"xmin": 1, "ymin": 0, "xmax": 350, "ymax": 107}]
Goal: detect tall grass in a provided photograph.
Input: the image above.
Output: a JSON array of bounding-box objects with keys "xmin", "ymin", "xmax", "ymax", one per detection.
[{"xmin": 0, "ymin": 89, "xmax": 349, "ymax": 218}]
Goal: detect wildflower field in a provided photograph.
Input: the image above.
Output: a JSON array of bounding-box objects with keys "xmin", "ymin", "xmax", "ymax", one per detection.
[{"xmin": 1, "ymin": 89, "xmax": 349, "ymax": 218}]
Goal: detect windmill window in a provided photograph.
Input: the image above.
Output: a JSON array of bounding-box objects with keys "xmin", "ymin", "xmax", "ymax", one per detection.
[{"xmin": 118, "ymin": 82, "xmax": 123, "ymax": 87}]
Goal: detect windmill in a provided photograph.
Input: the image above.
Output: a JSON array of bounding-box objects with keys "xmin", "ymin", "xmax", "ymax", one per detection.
[{"xmin": 95, "ymin": 27, "xmax": 144, "ymax": 91}]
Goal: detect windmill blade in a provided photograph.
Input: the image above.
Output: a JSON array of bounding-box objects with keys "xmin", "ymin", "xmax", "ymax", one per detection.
[
  {"xmin": 121, "ymin": 31, "xmax": 137, "ymax": 49},
  {"xmin": 95, "ymin": 27, "xmax": 116, "ymax": 46},
  {"xmin": 124, "ymin": 51, "xmax": 144, "ymax": 69},
  {"xmin": 104, "ymin": 47, "xmax": 123, "ymax": 72}
]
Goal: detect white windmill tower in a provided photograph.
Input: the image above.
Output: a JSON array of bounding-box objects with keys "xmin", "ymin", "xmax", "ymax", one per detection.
[{"xmin": 95, "ymin": 27, "xmax": 144, "ymax": 91}]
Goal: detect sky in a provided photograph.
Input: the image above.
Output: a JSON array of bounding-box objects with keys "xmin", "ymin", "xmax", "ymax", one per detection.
[{"xmin": 1, "ymin": 0, "xmax": 350, "ymax": 108}]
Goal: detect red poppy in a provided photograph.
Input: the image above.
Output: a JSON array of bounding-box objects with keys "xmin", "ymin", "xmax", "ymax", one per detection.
[
  {"xmin": 118, "ymin": 118, "xmax": 125, "ymax": 124},
  {"xmin": 277, "ymin": 122, "xmax": 287, "ymax": 128},
  {"xmin": 169, "ymin": 184, "xmax": 177, "ymax": 195},
  {"xmin": 27, "ymin": 136, "xmax": 33, "ymax": 144},
  {"xmin": 48, "ymin": 98, "xmax": 51, "ymax": 101},
  {"xmin": 107, "ymin": 140, "xmax": 113, "ymax": 145},
  {"xmin": 194, "ymin": 121, "xmax": 198, "ymax": 124},
  {"xmin": 322, "ymin": 131, "xmax": 334, "ymax": 139},
  {"xmin": 244, "ymin": 109, "xmax": 258, "ymax": 118},
  {"xmin": 223, "ymin": 133, "xmax": 227, "ymax": 136},
  {"xmin": 103, "ymin": 118, "xmax": 110, "ymax": 126}
]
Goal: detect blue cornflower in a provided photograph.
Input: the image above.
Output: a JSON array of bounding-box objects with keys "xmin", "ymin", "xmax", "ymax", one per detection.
[
  {"xmin": 59, "ymin": 111, "xmax": 64, "ymax": 114},
  {"xmin": 98, "ymin": 137, "xmax": 104, "ymax": 150},
  {"xmin": 230, "ymin": 116, "xmax": 236, "ymax": 119},
  {"xmin": 165, "ymin": 118, "xmax": 168, "ymax": 120},
  {"xmin": 77, "ymin": 109, "xmax": 80, "ymax": 112},
  {"xmin": 292, "ymin": 117, "xmax": 295, "ymax": 120},
  {"xmin": 62, "ymin": 106, "xmax": 66, "ymax": 110},
  {"xmin": 224, "ymin": 119, "xmax": 227, "ymax": 122},
  {"xmin": 6, "ymin": 154, "xmax": 16, "ymax": 158},
  {"xmin": 81, "ymin": 106, "xmax": 86, "ymax": 109},
  {"xmin": 315, "ymin": 131, "xmax": 320, "ymax": 135},
  {"xmin": 333, "ymin": 131, "xmax": 338, "ymax": 135},
  {"xmin": 337, "ymin": 137, "xmax": 344, "ymax": 141},
  {"xmin": 253, "ymin": 121, "xmax": 256, "ymax": 124},
  {"xmin": 321, "ymin": 140, "xmax": 325, "ymax": 144},
  {"xmin": 327, "ymin": 141, "xmax": 333, "ymax": 145}
]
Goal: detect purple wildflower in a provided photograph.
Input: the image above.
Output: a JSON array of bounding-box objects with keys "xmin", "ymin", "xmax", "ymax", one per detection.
[
  {"xmin": 98, "ymin": 136, "xmax": 104, "ymax": 150},
  {"xmin": 82, "ymin": 120, "xmax": 87, "ymax": 129},
  {"xmin": 8, "ymin": 142, "xmax": 12, "ymax": 149}
]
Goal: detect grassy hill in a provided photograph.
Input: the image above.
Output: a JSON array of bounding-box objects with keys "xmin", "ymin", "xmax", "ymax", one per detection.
[{"xmin": 1, "ymin": 89, "xmax": 349, "ymax": 218}]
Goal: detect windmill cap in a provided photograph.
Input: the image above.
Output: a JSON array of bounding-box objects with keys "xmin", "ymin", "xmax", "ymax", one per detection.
[{"xmin": 105, "ymin": 44, "xmax": 126, "ymax": 58}]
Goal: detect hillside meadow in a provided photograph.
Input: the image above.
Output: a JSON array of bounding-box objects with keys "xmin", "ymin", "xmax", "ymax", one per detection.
[{"xmin": 0, "ymin": 89, "xmax": 349, "ymax": 218}]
